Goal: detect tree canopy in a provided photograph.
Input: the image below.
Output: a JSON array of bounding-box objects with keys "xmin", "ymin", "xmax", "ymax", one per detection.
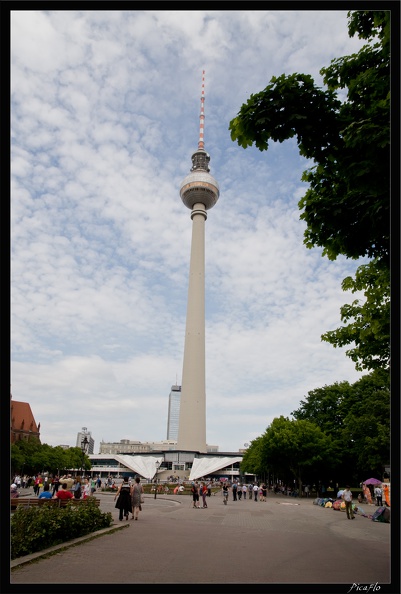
[
  {"xmin": 229, "ymin": 10, "xmax": 391, "ymax": 372},
  {"xmin": 291, "ymin": 368, "xmax": 390, "ymax": 478},
  {"xmin": 229, "ymin": 10, "xmax": 390, "ymax": 265},
  {"xmin": 11, "ymin": 438, "xmax": 91, "ymax": 477}
]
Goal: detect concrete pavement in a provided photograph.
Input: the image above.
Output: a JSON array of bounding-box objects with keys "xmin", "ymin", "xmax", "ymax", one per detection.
[{"xmin": 9, "ymin": 490, "xmax": 395, "ymax": 589}]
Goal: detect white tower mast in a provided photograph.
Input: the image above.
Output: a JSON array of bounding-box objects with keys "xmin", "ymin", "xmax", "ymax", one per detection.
[{"xmin": 177, "ymin": 71, "xmax": 220, "ymax": 452}]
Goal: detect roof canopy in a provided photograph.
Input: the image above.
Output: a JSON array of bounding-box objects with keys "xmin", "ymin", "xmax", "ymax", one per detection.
[{"xmin": 189, "ymin": 456, "xmax": 242, "ymax": 481}]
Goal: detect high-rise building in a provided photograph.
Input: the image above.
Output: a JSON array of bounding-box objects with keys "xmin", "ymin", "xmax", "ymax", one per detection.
[
  {"xmin": 166, "ymin": 385, "xmax": 181, "ymax": 441},
  {"xmin": 177, "ymin": 71, "xmax": 219, "ymax": 453},
  {"xmin": 76, "ymin": 427, "xmax": 94, "ymax": 454}
]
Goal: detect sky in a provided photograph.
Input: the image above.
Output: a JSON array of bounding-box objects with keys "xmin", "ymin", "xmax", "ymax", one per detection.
[{"xmin": 10, "ymin": 9, "xmax": 369, "ymax": 454}]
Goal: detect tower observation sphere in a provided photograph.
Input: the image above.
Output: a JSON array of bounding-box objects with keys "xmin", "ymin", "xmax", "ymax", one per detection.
[{"xmin": 180, "ymin": 150, "xmax": 220, "ymax": 212}]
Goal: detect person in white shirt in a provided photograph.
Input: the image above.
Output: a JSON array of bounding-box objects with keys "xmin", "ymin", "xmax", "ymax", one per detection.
[
  {"xmin": 341, "ymin": 485, "xmax": 355, "ymax": 519},
  {"xmin": 253, "ymin": 484, "xmax": 259, "ymax": 501},
  {"xmin": 374, "ymin": 485, "xmax": 383, "ymax": 506}
]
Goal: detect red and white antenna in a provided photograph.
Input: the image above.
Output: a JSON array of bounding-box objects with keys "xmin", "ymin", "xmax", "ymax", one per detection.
[{"xmin": 198, "ymin": 70, "xmax": 205, "ymax": 150}]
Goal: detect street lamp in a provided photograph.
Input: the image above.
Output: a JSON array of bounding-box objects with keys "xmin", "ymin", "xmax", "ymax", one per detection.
[
  {"xmin": 81, "ymin": 436, "xmax": 89, "ymax": 476},
  {"xmin": 154, "ymin": 460, "xmax": 160, "ymax": 499}
]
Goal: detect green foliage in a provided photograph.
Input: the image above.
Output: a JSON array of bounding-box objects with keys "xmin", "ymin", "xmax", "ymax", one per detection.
[
  {"xmin": 292, "ymin": 369, "xmax": 390, "ymax": 478},
  {"xmin": 321, "ymin": 260, "xmax": 390, "ymax": 371},
  {"xmin": 11, "ymin": 439, "xmax": 91, "ymax": 478},
  {"xmin": 242, "ymin": 416, "xmax": 333, "ymax": 492},
  {"xmin": 229, "ymin": 10, "xmax": 390, "ymax": 373},
  {"xmin": 11, "ymin": 499, "xmax": 112, "ymax": 559},
  {"xmin": 229, "ymin": 10, "xmax": 390, "ymax": 265}
]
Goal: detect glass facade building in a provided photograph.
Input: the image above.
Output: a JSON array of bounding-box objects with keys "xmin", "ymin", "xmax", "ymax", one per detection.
[{"xmin": 167, "ymin": 385, "xmax": 181, "ymax": 441}]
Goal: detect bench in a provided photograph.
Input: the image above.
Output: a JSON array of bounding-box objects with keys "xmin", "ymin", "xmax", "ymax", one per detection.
[{"xmin": 11, "ymin": 497, "xmax": 101, "ymax": 511}]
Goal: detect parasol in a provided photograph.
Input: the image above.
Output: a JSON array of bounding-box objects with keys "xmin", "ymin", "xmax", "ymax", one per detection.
[{"xmin": 364, "ymin": 478, "xmax": 382, "ymax": 485}]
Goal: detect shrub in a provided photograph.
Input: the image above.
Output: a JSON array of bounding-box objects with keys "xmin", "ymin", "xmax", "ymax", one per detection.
[{"xmin": 11, "ymin": 499, "xmax": 113, "ymax": 559}]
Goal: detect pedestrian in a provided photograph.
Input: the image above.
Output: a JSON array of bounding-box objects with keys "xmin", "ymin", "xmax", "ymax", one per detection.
[
  {"xmin": 72, "ymin": 476, "xmax": 82, "ymax": 499},
  {"xmin": 238, "ymin": 484, "xmax": 242, "ymax": 500},
  {"xmin": 248, "ymin": 484, "xmax": 253, "ymax": 499},
  {"xmin": 191, "ymin": 481, "xmax": 200, "ymax": 508},
  {"xmin": 96, "ymin": 477, "xmax": 102, "ymax": 490},
  {"xmin": 131, "ymin": 476, "xmax": 144, "ymax": 520},
  {"xmin": 261, "ymin": 483, "xmax": 267, "ymax": 502},
  {"xmin": 304, "ymin": 485, "xmax": 310, "ymax": 498},
  {"xmin": 82, "ymin": 477, "xmax": 92, "ymax": 499},
  {"xmin": 207, "ymin": 481, "xmax": 212, "ymax": 497},
  {"xmin": 374, "ymin": 484, "xmax": 383, "ymax": 507},
  {"xmin": 55, "ymin": 483, "xmax": 74, "ymax": 501},
  {"xmin": 232, "ymin": 481, "xmax": 237, "ymax": 501},
  {"xmin": 90, "ymin": 477, "xmax": 97, "ymax": 495},
  {"xmin": 114, "ymin": 477, "xmax": 132, "ymax": 521},
  {"xmin": 222, "ymin": 482, "xmax": 229, "ymax": 504},
  {"xmin": 253, "ymin": 483, "xmax": 259, "ymax": 501},
  {"xmin": 38, "ymin": 483, "xmax": 53, "ymax": 499},
  {"xmin": 242, "ymin": 484, "xmax": 247, "ymax": 499},
  {"xmin": 33, "ymin": 476, "xmax": 41, "ymax": 496},
  {"xmin": 60, "ymin": 474, "xmax": 74, "ymax": 491},
  {"xmin": 341, "ymin": 485, "xmax": 355, "ymax": 520},
  {"xmin": 52, "ymin": 475, "xmax": 60, "ymax": 496},
  {"xmin": 202, "ymin": 483, "xmax": 208, "ymax": 508}
]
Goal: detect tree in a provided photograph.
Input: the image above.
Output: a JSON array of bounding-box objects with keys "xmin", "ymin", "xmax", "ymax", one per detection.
[
  {"xmin": 292, "ymin": 369, "xmax": 390, "ymax": 479},
  {"xmin": 241, "ymin": 416, "xmax": 335, "ymax": 492},
  {"xmin": 229, "ymin": 10, "xmax": 391, "ymax": 371},
  {"xmin": 10, "ymin": 440, "xmax": 92, "ymax": 478},
  {"xmin": 321, "ymin": 260, "xmax": 390, "ymax": 371},
  {"xmin": 229, "ymin": 10, "xmax": 389, "ymax": 265}
]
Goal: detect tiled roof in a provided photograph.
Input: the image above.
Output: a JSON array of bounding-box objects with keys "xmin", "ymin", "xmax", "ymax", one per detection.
[{"xmin": 11, "ymin": 400, "xmax": 40, "ymax": 434}]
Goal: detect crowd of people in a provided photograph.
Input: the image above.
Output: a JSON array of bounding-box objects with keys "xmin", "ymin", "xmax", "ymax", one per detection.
[{"xmin": 10, "ymin": 473, "xmax": 102, "ymax": 500}]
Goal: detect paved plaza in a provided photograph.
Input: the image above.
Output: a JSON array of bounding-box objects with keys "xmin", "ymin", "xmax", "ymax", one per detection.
[{"xmin": 9, "ymin": 490, "xmax": 395, "ymax": 589}]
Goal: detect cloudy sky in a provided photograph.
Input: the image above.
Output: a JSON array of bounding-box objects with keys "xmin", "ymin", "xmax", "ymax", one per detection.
[{"xmin": 10, "ymin": 9, "xmax": 369, "ymax": 453}]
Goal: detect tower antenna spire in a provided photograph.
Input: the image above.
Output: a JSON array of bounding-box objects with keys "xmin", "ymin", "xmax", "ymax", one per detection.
[{"xmin": 198, "ymin": 70, "xmax": 205, "ymax": 150}]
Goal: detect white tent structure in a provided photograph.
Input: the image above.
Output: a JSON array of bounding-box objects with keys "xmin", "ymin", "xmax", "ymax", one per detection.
[
  {"xmin": 90, "ymin": 454, "xmax": 164, "ymax": 481},
  {"xmin": 188, "ymin": 456, "xmax": 243, "ymax": 481}
]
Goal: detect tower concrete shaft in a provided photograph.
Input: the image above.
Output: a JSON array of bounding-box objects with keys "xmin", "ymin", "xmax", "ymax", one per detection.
[
  {"xmin": 178, "ymin": 203, "xmax": 207, "ymax": 452},
  {"xmin": 177, "ymin": 71, "xmax": 219, "ymax": 453}
]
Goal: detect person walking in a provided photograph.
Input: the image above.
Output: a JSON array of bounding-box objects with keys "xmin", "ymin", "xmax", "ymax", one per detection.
[
  {"xmin": 253, "ymin": 483, "xmax": 259, "ymax": 501},
  {"xmin": 201, "ymin": 483, "xmax": 208, "ymax": 508},
  {"xmin": 342, "ymin": 485, "xmax": 355, "ymax": 520},
  {"xmin": 72, "ymin": 477, "xmax": 82, "ymax": 499},
  {"xmin": 232, "ymin": 482, "xmax": 238, "ymax": 501},
  {"xmin": 238, "ymin": 484, "xmax": 242, "ymax": 500},
  {"xmin": 261, "ymin": 483, "xmax": 267, "ymax": 502},
  {"xmin": 222, "ymin": 482, "xmax": 229, "ymax": 504},
  {"xmin": 191, "ymin": 481, "xmax": 200, "ymax": 508},
  {"xmin": 242, "ymin": 484, "xmax": 247, "ymax": 500},
  {"xmin": 248, "ymin": 483, "xmax": 253, "ymax": 499},
  {"xmin": 82, "ymin": 477, "xmax": 92, "ymax": 499},
  {"xmin": 374, "ymin": 484, "xmax": 383, "ymax": 507},
  {"xmin": 52, "ymin": 475, "xmax": 60, "ymax": 496},
  {"xmin": 114, "ymin": 477, "xmax": 132, "ymax": 521},
  {"xmin": 131, "ymin": 476, "xmax": 144, "ymax": 520}
]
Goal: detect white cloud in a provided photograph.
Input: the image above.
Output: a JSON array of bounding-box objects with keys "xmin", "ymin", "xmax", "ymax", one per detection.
[{"xmin": 11, "ymin": 9, "xmax": 369, "ymax": 453}]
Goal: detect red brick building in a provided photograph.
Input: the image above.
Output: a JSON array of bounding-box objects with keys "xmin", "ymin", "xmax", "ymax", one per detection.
[{"xmin": 10, "ymin": 393, "xmax": 41, "ymax": 443}]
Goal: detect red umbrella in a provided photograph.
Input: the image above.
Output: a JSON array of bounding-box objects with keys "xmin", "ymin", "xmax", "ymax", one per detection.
[{"xmin": 364, "ymin": 478, "xmax": 382, "ymax": 485}]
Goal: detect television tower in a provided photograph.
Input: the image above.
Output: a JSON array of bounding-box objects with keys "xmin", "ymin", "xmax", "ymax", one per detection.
[{"xmin": 177, "ymin": 71, "xmax": 220, "ymax": 452}]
